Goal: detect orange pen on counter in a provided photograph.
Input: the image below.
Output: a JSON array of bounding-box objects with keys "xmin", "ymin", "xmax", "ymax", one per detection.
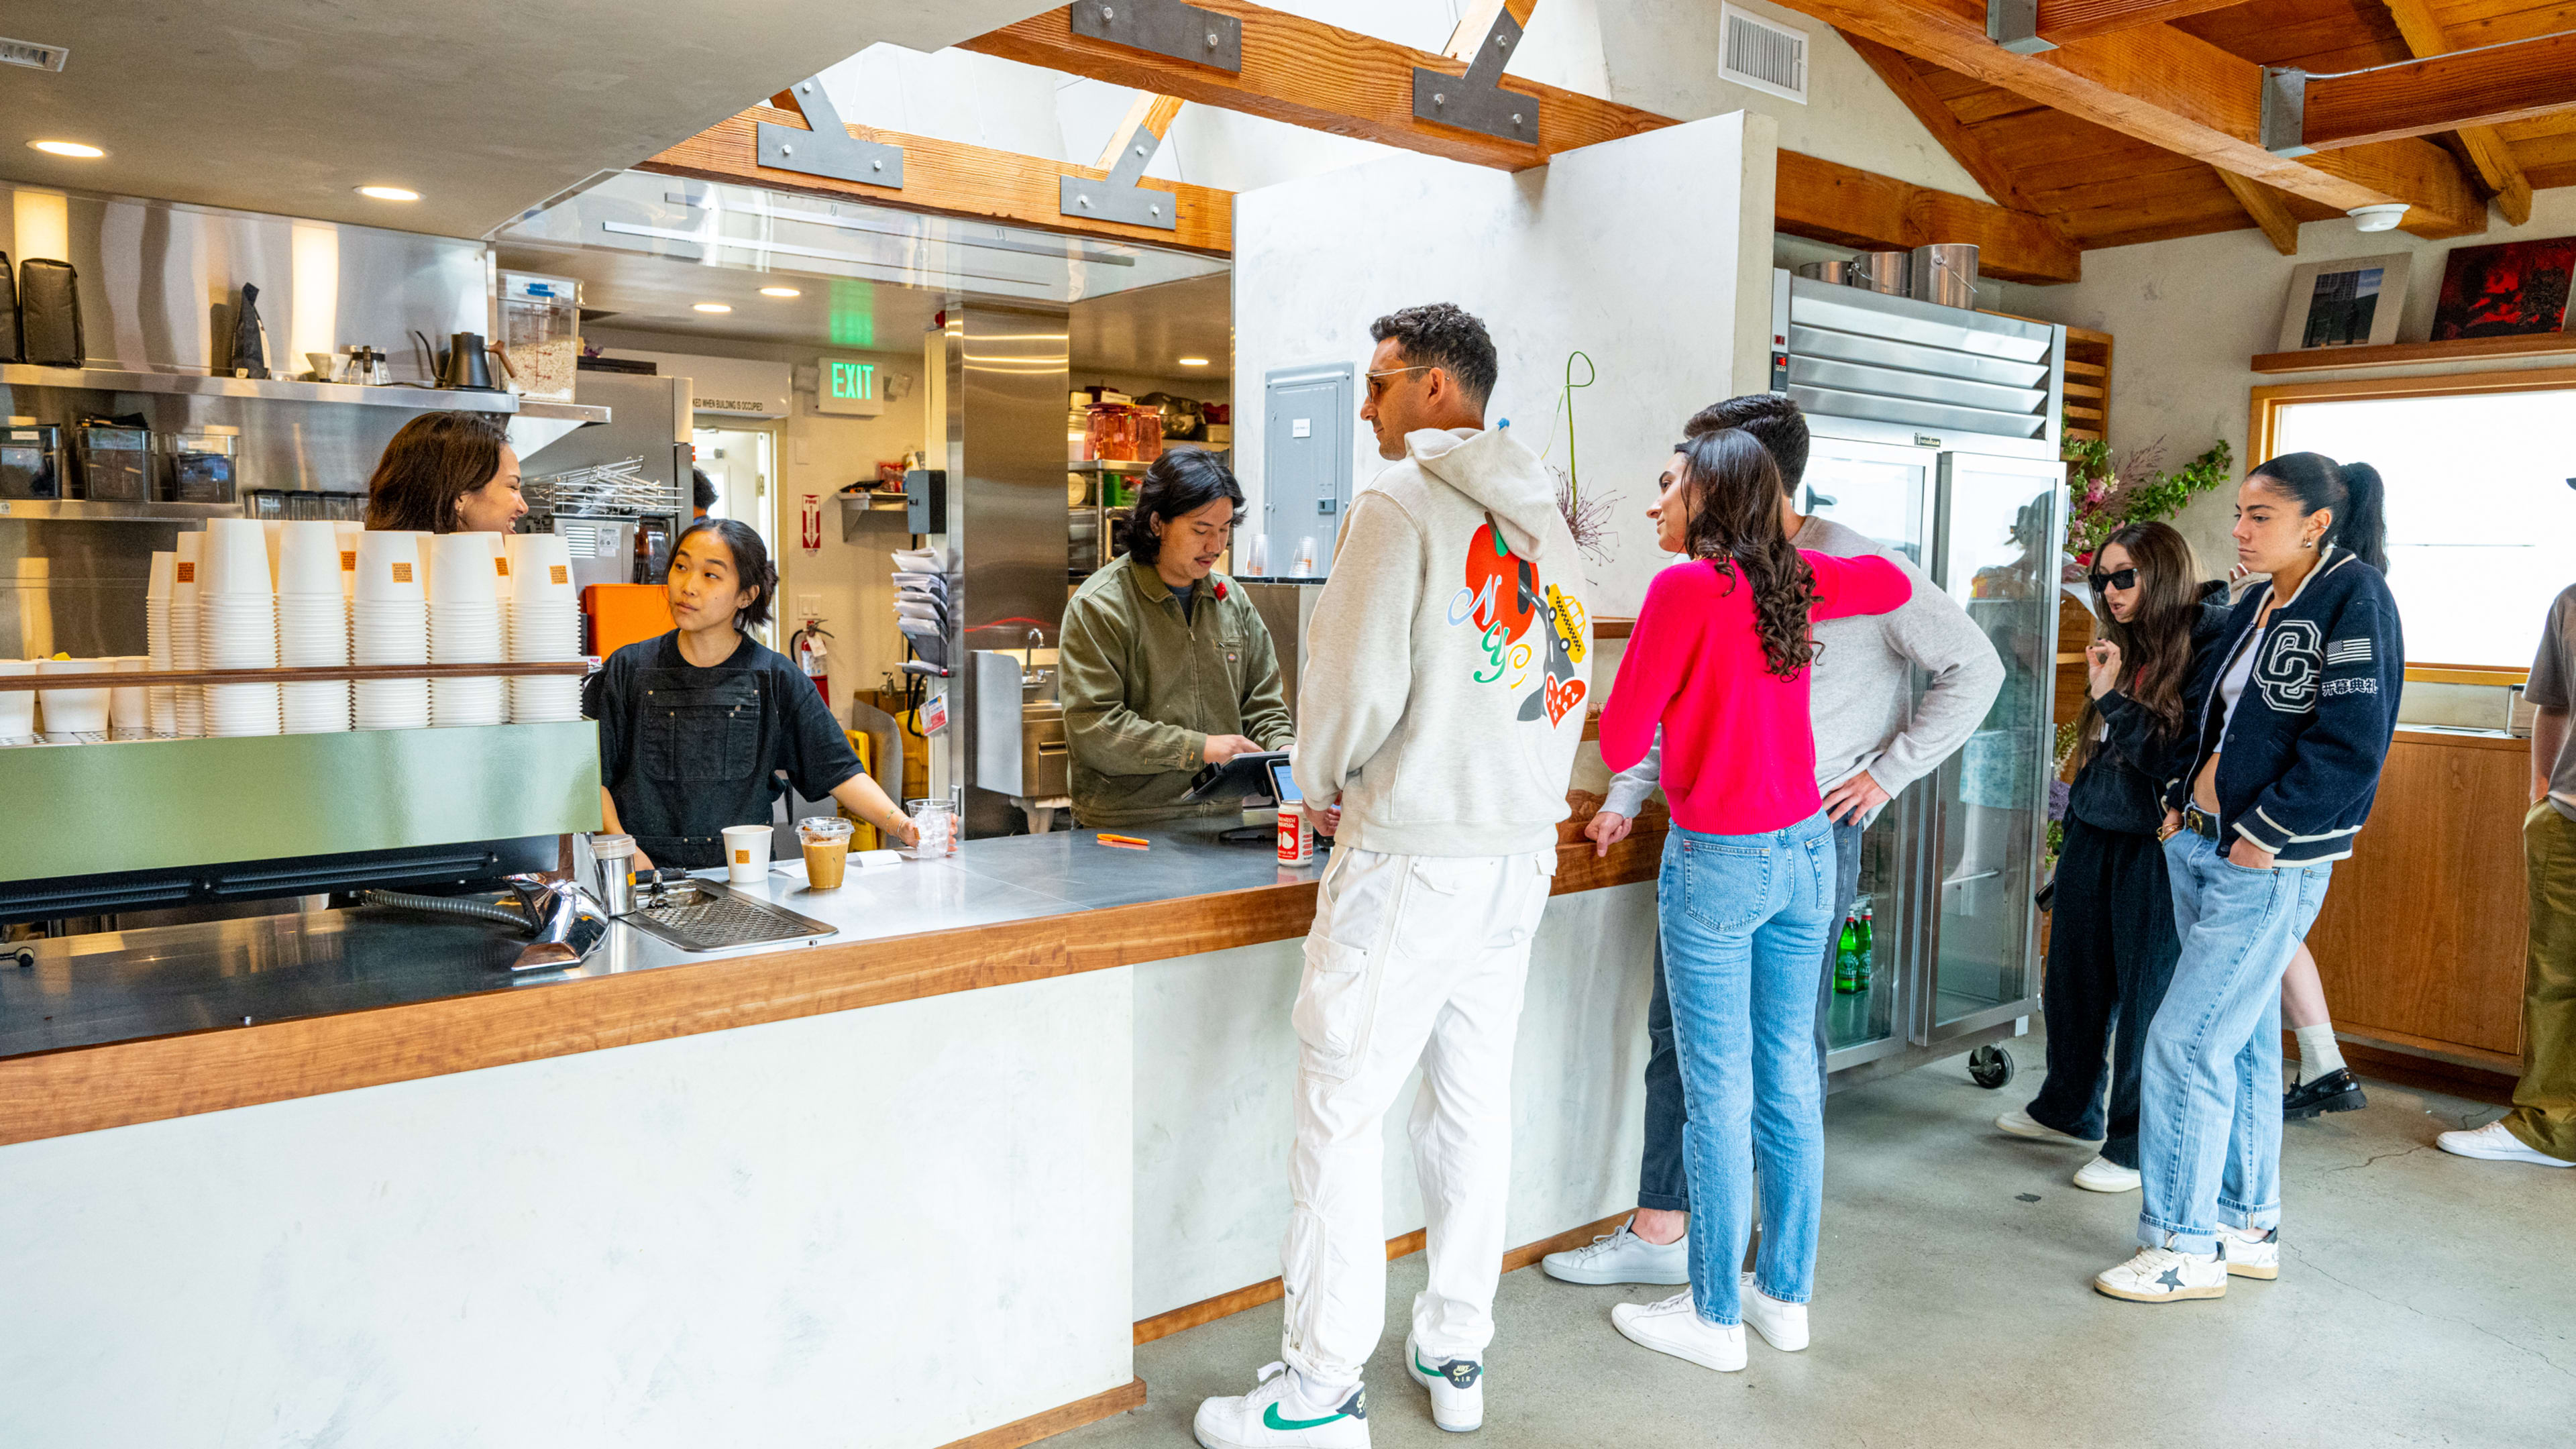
[{"xmin": 1097, "ymin": 833, "xmax": 1151, "ymax": 850}]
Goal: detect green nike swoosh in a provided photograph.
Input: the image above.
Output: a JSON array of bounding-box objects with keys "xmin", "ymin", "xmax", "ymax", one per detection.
[
  {"xmin": 1263, "ymin": 1403, "xmax": 1346, "ymax": 1432},
  {"xmin": 1415, "ymin": 1349, "xmax": 1436, "ymax": 1378}
]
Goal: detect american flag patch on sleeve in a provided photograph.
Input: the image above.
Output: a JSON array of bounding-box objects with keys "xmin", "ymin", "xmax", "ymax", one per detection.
[{"xmin": 2324, "ymin": 637, "xmax": 2373, "ymax": 666}]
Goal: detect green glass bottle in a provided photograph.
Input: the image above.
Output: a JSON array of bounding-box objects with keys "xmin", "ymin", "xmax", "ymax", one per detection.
[
  {"xmin": 1834, "ymin": 918, "xmax": 1861, "ymax": 994},
  {"xmin": 1854, "ymin": 905, "xmax": 1876, "ymax": 990}
]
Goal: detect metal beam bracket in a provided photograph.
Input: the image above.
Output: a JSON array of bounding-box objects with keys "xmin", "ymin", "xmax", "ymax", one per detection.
[
  {"xmin": 2259, "ymin": 66, "xmax": 2313, "ymax": 157},
  {"xmin": 1070, "ymin": 0, "xmax": 1242, "ymax": 72},
  {"xmin": 1986, "ymin": 0, "xmax": 2056, "ymax": 56},
  {"xmin": 1411, "ymin": 7, "xmax": 1540, "ymax": 145},
  {"xmin": 757, "ymin": 78, "xmax": 907, "ymax": 188},
  {"xmin": 1061, "ymin": 115, "xmax": 1180, "ymax": 230}
]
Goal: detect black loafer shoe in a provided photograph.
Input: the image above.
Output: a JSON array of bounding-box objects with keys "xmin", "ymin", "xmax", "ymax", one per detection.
[{"xmin": 2284, "ymin": 1068, "xmax": 2367, "ymax": 1120}]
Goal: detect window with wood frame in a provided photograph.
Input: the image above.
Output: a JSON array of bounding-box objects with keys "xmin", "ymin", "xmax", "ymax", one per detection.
[{"xmin": 2251, "ymin": 369, "xmax": 2576, "ymax": 672}]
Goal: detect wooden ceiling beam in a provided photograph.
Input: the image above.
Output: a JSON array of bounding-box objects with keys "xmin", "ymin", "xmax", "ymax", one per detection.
[
  {"xmin": 1841, "ymin": 32, "xmax": 2049, "ymax": 213},
  {"xmin": 2371, "ymin": 0, "xmax": 2545, "ymax": 222},
  {"xmin": 1768, "ymin": 0, "xmax": 2485, "ymax": 238},
  {"xmin": 2033, "ymin": 1, "xmax": 2256, "ymax": 44},
  {"xmin": 642, "ymin": 105, "xmax": 1234, "ymax": 257},
  {"xmin": 1093, "ymin": 93, "xmax": 1186, "ymax": 172},
  {"xmin": 1443, "ymin": 0, "xmax": 1541, "ymax": 62},
  {"xmin": 2212, "ymin": 167, "xmax": 2301, "ymax": 254},
  {"xmin": 2299, "ymin": 32, "xmax": 2576, "ymax": 152},
  {"xmin": 963, "ymin": 3, "xmax": 2080, "ymax": 282}
]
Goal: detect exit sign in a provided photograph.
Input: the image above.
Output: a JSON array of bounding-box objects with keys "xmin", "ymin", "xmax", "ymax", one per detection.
[{"xmin": 813, "ymin": 356, "xmax": 885, "ymax": 416}]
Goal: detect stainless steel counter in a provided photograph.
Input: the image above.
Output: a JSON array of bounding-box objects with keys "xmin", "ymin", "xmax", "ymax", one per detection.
[{"xmin": 1, "ymin": 821, "xmax": 1320, "ymax": 1061}]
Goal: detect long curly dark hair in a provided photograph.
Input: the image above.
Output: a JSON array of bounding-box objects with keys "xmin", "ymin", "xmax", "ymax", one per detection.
[
  {"xmin": 1674, "ymin": 429, "xmax": 1817, "ymax": 680},
  {"xmin": 2070, "ymin": 521, "xmax": 2197, "ymax": 773}
]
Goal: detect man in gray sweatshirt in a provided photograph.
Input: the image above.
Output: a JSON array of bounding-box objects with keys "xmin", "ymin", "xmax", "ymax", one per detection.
[
  {"xmin": 1542, "ymin": 394, "xmax": 2004, "ymax": 1289},
  {"xmin": 1194, "ymin": 305, "xmax": 1592, "ymax": 1449}
]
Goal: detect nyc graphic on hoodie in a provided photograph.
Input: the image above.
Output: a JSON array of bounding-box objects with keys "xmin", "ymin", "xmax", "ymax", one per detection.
[{"xmin": 1293, "ymin": 427, "xmax": 1593, "ymax": 858}]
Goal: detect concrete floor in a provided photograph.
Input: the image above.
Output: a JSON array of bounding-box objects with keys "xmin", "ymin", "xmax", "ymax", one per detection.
[{"xmin": 1055, "ymin": 1036, "xmax": 2574, "ymax": 1449}]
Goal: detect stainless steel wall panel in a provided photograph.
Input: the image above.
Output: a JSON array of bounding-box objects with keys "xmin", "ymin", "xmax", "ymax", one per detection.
[
  {"xmin": 1788, "ymin": 384, "xmax": 2047, "ymax": 440},
  {"xmin": 1786, "ymin": 356, "xmax": 2047, "ymax": 415},
  {"xmin": 1786, "ymin": 323, "xmax": 2049, "ymax": 389}
]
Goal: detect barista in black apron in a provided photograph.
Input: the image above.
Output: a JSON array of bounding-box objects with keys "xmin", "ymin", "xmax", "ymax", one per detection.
[{"xmin": 586, "ymin": 517, "xmax": 916, "ymax": 871}]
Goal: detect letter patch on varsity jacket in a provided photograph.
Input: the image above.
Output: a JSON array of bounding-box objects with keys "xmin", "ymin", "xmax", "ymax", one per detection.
[{"xmin": 2256, "ymin": 619, "xmax": 2322, "ymax": 712}]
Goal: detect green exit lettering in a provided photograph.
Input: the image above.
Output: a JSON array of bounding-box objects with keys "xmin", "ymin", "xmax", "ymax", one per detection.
[{"xmin": 828, "ymin": 360, "xmax": 875, "ymax": 401}]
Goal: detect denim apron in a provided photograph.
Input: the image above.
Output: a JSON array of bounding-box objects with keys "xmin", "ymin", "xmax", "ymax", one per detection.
[{"xmin": 615, "ymin": 665, "xmax": 774, "ymax": 869}]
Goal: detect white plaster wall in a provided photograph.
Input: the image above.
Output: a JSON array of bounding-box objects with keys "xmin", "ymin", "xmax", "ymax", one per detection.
[
  {"xmin": 2007, "ymin": 189, "xmax": 2576, "ymax": 574},
  {"xmin": 1232, "ymin": 111, "xmax": 1779, "ymax": 617},
  {"xmin": 0, "ymin": 971, "xmax": 1132, "ymax": 1449},
  {"xmin": 1133, "ymin": 881, "xmax": 1658, "ymax": 1320}
]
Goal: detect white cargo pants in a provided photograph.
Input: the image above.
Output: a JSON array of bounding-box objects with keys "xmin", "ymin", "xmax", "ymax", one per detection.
[{"xmin": 1279, "ymin": 843, "xmax": 1559, "ymax": 1385}]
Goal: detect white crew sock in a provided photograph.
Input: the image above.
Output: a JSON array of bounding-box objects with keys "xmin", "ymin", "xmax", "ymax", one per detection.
[
  {"xmin": 2294, "ymin": 1024, "xmax": 2347, "ymax": 1084},
  {"xmin": 1294, "ymin": 1369, "xmax": 1356, "ymax": 1409}
]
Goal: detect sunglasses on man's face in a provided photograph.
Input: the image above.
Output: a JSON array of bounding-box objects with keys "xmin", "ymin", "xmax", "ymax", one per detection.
[{"xmin": 2089, "ymin": 567, "xmax": 2139, "ymax": 592}]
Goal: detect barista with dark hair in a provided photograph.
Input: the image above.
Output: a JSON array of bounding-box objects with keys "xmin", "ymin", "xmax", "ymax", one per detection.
[
  {"xmin": 1057, "ymin": 449, "xmax": 1293, "ymax": 827},
  {"xmin": 366, "ymin": 410, "xmax": 525, "ymax": 533}
]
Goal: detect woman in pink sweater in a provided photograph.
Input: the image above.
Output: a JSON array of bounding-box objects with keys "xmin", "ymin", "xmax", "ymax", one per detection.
[{"xmin": 1599, "ymin": 427, "xmax": 1909, "ymax": 1374}]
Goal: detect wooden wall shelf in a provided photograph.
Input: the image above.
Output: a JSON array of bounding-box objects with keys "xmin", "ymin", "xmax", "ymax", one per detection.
[{"xmin": 2251, "ymin": 331, "xmax": 2576, "ymax": 374}]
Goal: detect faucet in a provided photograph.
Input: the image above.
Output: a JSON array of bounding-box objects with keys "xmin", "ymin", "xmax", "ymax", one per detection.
[
  {"xmin": 504, "ymin": 875, "xmax": 610, "ymax": 972},
  {"xmin": 1022, "ymin": 627, "xmax": 1055, "ymax": 696}
]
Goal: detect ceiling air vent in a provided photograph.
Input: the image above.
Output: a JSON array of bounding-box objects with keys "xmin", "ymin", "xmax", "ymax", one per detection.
[
  {"xmin": 0, "ymin": 36, "xmax": 69, "ymax": 72},
  {"xmin": 1718, "ymin": 5, "xmax": 1807, "ymax": 105}
]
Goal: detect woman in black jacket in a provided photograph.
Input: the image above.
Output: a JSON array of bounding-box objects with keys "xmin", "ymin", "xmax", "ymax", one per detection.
[
  {"xmin": 1998, "ymin": 523, "xmax": 2226, "ymax": 1193},
  {"xmin": 2094, "ymin": 453, "xmax": 2403, "ymax": 1305}
]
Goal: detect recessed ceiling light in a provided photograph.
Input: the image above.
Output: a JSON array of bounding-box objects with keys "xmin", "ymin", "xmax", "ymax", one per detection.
[
  {"xmin": 28, "ymin": 140, "xmax": 104, "ymax": 159},
  {"xmin": 355, "ymin": 184, "xmax": 419, "ymax": 201},
  {"xmin": 693, "ymin": 303, "xmax": 733, "ymax": 314},
  {"xmin": 758, "ymin": 286, "xmax": 801, "ymax": 299},
  {"xmin": 1177, "ymin": 356, "xmax": 1211, "ymax": 367}
]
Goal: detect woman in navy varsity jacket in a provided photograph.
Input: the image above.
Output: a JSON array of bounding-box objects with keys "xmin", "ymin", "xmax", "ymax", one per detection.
[{"xmin": 2094, "ymin": 452, "xmax": 2402, "ymax": 1305}]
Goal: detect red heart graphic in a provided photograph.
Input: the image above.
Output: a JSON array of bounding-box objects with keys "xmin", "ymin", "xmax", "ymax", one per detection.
[{"xmin": 1543, "ymin": 675, "xmax": 1586, "ymax": 727}]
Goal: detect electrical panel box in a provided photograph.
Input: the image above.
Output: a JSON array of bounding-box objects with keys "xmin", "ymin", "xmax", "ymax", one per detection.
[
  {"xmin": 1260, "ymin": 363, "xmax": 1353, "ymax": 578},
  {"xmin": 904, "ymin": 468, "xmax": 947, "ymax": 533}
]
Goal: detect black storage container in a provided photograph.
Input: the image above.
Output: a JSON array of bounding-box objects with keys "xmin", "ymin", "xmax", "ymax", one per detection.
[{"xmin": 17, "ymin": 258, "xmax": 83, "ymax": 367}]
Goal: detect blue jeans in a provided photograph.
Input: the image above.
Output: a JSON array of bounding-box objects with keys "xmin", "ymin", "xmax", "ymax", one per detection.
[
  {"xmin": 1658, "ymin": 812, "xmax": 1836, "ymax": 1326},
  {"xmin": 2137, "ymin": 831, "xmax": 2334, "ymax": 1254}
]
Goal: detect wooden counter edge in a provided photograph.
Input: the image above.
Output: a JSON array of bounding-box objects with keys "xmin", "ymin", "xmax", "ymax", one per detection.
[
  {"xmin": 0, "ymin": 833, "xmax": 1662, "ymax": 1148},
  {"xmin": 936, "ymin": 1377, "xmax": 1146, "ymax": 1449}
]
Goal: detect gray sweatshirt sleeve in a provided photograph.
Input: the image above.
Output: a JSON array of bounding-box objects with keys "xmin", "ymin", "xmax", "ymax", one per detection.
[
  {"xmin": 1866, "ymin": 582, "xmax": 2006, "ymax": 797},
  {"xmin": 1292, "ymin": 494, "xmax": 1425, "ymax": 806},
  {"xmin": 1603, "ymin": 727, "xmax": 1661, "ymax": 817}
]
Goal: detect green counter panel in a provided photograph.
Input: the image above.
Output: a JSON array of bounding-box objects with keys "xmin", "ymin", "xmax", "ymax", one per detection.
[{"xmin": 3, "ymin": 722, "xmax": 603, "ymax": 883}]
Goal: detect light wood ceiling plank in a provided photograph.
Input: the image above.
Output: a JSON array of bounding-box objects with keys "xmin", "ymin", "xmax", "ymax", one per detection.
[
  {"xmin": 1840, "ymin": 33, "xmax": 2048, "ymax": 211},
  {"xmin": 2038, "ymin": 1, "xmax": 2267, "ymax": 42},
  {"xmin": 2214, "ymin": 167, "xmax": 2304, "ymax": 252},
  {"xmin": 2383, "ymin": 0, "xmax": 2539, "ymax": 224},
  {"xmin": 2302, "ymin": 31, "xmax": 2576, "ymax": 151}
]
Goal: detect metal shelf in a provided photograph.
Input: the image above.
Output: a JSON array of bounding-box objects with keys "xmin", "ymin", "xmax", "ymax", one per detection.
[
  {"xmin": 0, "ymin": 498, "xmax": 242, "ymax": 523},
  {"xmin": 0, "ymin": 364, "xmax": 527, "ymax": 413}
]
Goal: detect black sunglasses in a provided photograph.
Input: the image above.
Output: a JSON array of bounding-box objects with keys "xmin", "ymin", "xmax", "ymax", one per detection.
[{"xmin": 2088, "ymin": 567, "xmax": 2138, "ymax": 592}]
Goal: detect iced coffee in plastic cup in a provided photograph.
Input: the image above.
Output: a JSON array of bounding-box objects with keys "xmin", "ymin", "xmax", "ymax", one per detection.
[{"xmin": 798, "ymin": 816, "xmax": 855, "ymax": 890}]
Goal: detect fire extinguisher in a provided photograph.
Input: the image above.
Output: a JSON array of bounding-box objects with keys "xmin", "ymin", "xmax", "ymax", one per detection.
[{"xmin": 789, "ymin": 619, "xmax": 833, "ymax": 706}]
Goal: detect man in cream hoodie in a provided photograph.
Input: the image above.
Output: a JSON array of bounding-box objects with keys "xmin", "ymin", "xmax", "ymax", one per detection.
[{"xmin": 1195, "ymin": 304, "xmax": 1591, "ymax": 1449}]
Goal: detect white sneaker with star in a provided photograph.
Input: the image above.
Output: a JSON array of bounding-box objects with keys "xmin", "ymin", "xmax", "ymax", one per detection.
[
  {"xmin": 1193, "ymin": 1362, "xmax": 1370, "ymax": 1449},
  {"xmin": 1612, "ymin": 1289, "xmax": 1747, "ymax": 1371},
  {"xmin": 2073, "ymin": 1156, "xmax": 2141, "ymax": 1193},
  {"xmin": 2094, "ymin": 1243, "xmax": 2227, "ymax": 1303},
  {"xmin": 1403, "ymin": 1334, "xmax": 1483, "ymax": 1433},
  {"xmin": 2437, "ymin": 1119, "xmax": 2575, "ymax": 1167},
  {"xmin": 1737, "ymin": 1272, "xmax": 1809, "ymax": 1352},
  {"xmin": 1540, "ymin": 1220, "xmax": 1690, "ymax": 1285},
  {"xmin": 2221, "ymin": 1226, "xmax": 2279, "ymax": 1281}
]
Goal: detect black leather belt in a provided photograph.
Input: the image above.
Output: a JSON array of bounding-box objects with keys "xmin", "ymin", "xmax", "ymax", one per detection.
[{"xmin": 2182, "ymin": 804, "xmax": 2222, "ymax": 841}]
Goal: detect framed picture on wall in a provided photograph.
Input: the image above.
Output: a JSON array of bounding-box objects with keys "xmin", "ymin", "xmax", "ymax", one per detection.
[
  {"xmin": 2430, "ymin": 237, "xmax": 2576, "ymax": 339},
  {"xmin": 2276, "ymin": 253, "xmax": 2412, "ymax": 351}
]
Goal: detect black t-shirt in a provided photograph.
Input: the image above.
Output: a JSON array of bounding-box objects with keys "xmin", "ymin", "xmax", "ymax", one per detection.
[{"xmin": 583, "ymin": 631, "xmax": 863, "ymax": 869}]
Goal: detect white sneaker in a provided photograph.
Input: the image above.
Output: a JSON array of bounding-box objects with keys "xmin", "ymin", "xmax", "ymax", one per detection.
[
  {"xmin": 1540, "ymin": 1221, "xmax": 1690, "ymax": 1285},
  {"xmin": 2094, "ymin": 1243, "xmax": 2227, "ymax": 1303},
  {"xmin": 1996, "ymin": 1108, "xmax": 2097, "ymax": 1144},
  {"xmin": 1193, "ymin": 1363, "xmax": 1370, "ymax": 1449},
  {"xmin": 2437, "ymin": 1120, "xmax": 2575, "ymax": 1168},
  {"xmin": 1611, "ymin": 1290, "xmax": 1746, "ymax": 1371},
  {"xmin": 2221, "ymin": 1226, "xmax": 2279, "ymax": 1281},
  {"xmin": 1737, "ymin": 1272, "xmax": 1809, "ymax": 1352},
  {"xmin": 2072, "ymin": 1156, "xmax": 2141, "ymax": 1193},
  {"xmin": 1403, "ymin": 1334, "xmax": 1482, "ymax": 1433}
]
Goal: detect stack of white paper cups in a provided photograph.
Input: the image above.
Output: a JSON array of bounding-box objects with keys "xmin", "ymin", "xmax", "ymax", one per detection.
[
  {"xmin": 503, "ymin": 533, "xmax": 582, "ymax": 721},
  {"xmin": 429, "ymin": 533, "xmax": 505, "ymax": 727},
  {"xmin": 170, "ymin": 531, "xmax": 205, "ymax": 737},
  {"xmin": 276, "ymin": 521, "xmax": 352, "ymax": 733},
  {"xmin": 353, "ymin": 531, "xmax": 430, "ymax": 729},
  {"xmin": 36, "ymin": 658, "xmax": 112, "ymax": 742},
  {"xmin": 199, "ymin": 519, "xmax": 280, "ymax": 737},
  {"xmin": 146, "ymin": 550, "xmax": 177, "ymax": 737},
  {"xmin": 109, "ymin": 657, "xmax": 150, "ymax": 739}
]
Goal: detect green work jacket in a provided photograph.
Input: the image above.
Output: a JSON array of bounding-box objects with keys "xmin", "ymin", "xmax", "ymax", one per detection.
[{"xmin": 1058, "ymin": 554, "xmax": 1293, "ymax": 826}]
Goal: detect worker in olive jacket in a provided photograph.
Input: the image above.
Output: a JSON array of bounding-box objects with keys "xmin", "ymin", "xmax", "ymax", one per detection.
[{"xmin": 1058, "ymin": 449, "xmax": 1293, "ymax": 827}]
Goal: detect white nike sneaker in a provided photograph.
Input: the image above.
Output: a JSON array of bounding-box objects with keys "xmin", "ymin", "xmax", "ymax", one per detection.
[
  {"xmin": 2221, "ymin": 1226, "xmax": 2279, "ymax": 1281},
  {"xmin": 1193, "ymin": 1362, "xmax": 1370, "ymax": 1449},
  {"xmin": 1737, "ymin": 1272, "xmax": 1809, "ymax": 1352},
  {"xmin": 2437, "ymin": 1120, "xmax": 2575, "ymax": 1167},
  {"xmin": 1540, "ymin": 1221, "xmax": 1690, "ymax": 1285},
  {"xmin": 1611, "ymin": 1290, "xmax": 1747, "ymax": 1371},
  {"xmin": 2072, "ymin": 1156, "xmax": 2141, "ymax": 1193},
  {"xmin": 2094, "ymin": 1243, "xmax": 2227, "ymax": 1303},
  {"xmin": 1403, "ymin": 1334, "xmax": 1483, "ymax": 1433},
  {"xmin": 1996, "ymin": 1108, "xmax": 2097, "ymax": 1144}
]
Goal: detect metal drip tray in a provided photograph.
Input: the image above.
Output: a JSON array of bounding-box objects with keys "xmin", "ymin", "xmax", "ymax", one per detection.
[{"xmin": 619, "ymin": 879, "xmax": 837, "ymax": 953}]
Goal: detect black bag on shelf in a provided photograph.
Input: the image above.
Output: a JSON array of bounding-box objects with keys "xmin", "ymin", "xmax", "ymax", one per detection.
[
  {"xmin": 17, "ymin": 258, "xmax": 83, "ymax": 368},
  {"xmin": 0, "ymin": 250, "xmax": 18, "ymax": 364}
]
